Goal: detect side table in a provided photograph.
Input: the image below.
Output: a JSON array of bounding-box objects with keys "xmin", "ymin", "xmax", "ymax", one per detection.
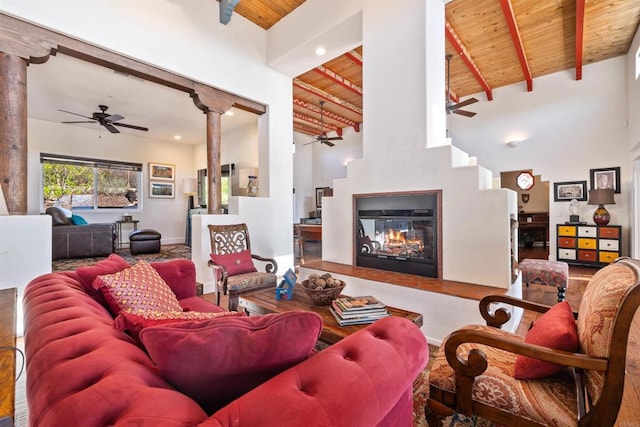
[
  {"xmin": 115, "ymin": 220, "xmax": 140, "ymax": 249},
  {"xmin": 0, "ymin": 288, "xmax": 17, "ymax": 423}
]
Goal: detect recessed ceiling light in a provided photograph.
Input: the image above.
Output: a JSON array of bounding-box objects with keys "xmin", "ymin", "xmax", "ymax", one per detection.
[
  {"xmin": 174, "ymin": 135, "xmax": 182, "ymax": 140},
  {"xmin": 224, "ymin": 110, "xmax": 235, "ymax": 116},
  {"xmin": 315, "ymin": 46, "xmax": 326, "ymax": 56}
]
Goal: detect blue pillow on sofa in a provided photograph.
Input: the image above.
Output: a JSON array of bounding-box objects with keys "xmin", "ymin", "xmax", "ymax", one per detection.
[{"xmin": 71, "ymin": 214, "xmax": 88, "ymax": 225}]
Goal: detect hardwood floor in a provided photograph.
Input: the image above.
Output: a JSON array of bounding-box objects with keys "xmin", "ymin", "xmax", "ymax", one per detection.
[{"xmin": 297, "ymin": 240, "xmax": 640, "ymax": 425}]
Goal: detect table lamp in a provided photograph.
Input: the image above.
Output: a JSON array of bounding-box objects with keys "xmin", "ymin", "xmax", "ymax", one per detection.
[{"xmin": 587, "ymin": 188, "xmax": 615, "ymax": 226}]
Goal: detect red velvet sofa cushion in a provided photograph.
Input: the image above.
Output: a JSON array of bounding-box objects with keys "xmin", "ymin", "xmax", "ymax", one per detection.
[
  {"xmin": 76, "ymin": 253, "xmax": 130, "ymax": 301},
  {"xmin": 139, "ymin": 311, "xmax": 322, "ymax": 413},
  {"xmin": 514, "ymin": 301, "xmax": 578, "ymax": 379}
]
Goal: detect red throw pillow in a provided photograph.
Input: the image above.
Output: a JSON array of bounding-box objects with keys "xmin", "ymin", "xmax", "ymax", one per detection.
[
  {"xmin": 139, "ymin": 311, "xmax": 323, "ymax": 413},
  {"xmin": 93, "ymin": 260, "xmax": 183, "ymax": 316},
  {"xmin": 513, "ymin": 301, "xmax": 578, "ymax": 379},
  {"xmin": 209, "ymin": 250, "xmax": 257, "ymax": 276},
  {"xmin": 76, "ymin": 254, "xmax": 130, "ymax": 299},
  {"xmin": 114, "ymin": 310, "xmax": 246, "ymax": 342}
]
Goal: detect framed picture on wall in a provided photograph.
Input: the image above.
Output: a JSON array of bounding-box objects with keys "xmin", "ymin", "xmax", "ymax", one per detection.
[
  {"xmin": 149, "ymin": 181, "xmax": 175, "ymax": 199},
  {"xmin": 590, "ymin": 167, "xmax": 620, "ymax": 193},
  {"xmin": 553, "ymin": 180, "xmax": 587, "ymax": 202},
  {"xmin": 149, "ymin": 162, "xmax": 175, "ymax": 181}
]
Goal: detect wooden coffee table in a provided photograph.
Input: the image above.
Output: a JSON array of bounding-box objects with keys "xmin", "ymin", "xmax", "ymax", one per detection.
[{"xmin": 238, "ymin": 287, "xmax": 423, "ymax": 344}]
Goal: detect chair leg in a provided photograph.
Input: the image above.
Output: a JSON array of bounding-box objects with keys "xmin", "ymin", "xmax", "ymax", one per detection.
[
  {"xmin": 228, "ymin": 289, "xmax": 239, "ymax": 312},
  {"xmin": 216, "ymin": 290, "xmax": 221, "ymax": 306},
  {"xmin": 426, "ymin": 398, "xmax": 455, "ymax": 427}
]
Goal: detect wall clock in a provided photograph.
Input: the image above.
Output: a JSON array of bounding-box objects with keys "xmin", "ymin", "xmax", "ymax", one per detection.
[{"xmin": 516, "ymin": 171, "xmax": 535, "ymax": 191}]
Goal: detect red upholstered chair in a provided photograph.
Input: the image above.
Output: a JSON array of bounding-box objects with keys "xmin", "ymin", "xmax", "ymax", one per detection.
[
  {"xmin": 208, "ymin": 223, "xmax": 278, "ymax": 311},
  {"xmin": 427, "ymin": 257, "xmax": 640, "ymax": 427}
]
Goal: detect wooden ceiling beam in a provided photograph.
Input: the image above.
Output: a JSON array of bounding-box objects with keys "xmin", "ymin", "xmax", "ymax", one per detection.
[
  {"xmin": 344, "ymin": 49, "xmax": 362, "ymax": 67},
  {"xmin": 293, "ymin": 111, "xmax": 341, "ymax": 134},
  {"xmin": 499, "ymin": 0, "xmax": 533, "ymax": 91},
  {"xmin": 313, "ymin": 65, "xmax": 363, "ymax": 96},
  {"xmin": 293, "ymin": 98, "xmax": 360, "ymax": 131},
  {"xmin": 294, "ymin": 123, "xmax": 321, "ymax": 136},
  {"xmin": 445, "ymin": 20, "xmax": 493, "ymax": 101},
  {"xmin": 293, "ymin": 79, "xmax": 363, "ymax": 116},
  {"xmin": 575, "ymin": 0, "xmax": 585, "ymax": 80}
]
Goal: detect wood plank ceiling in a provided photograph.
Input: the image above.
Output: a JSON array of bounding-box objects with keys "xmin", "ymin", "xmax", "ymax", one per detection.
[{"xmin": 224, "ymin": 0, "xmax": 640, "ymax": 139}]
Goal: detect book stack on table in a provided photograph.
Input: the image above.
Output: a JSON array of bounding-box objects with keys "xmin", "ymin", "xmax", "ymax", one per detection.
[{"xmin": 330, "ymin": 295, "xmax": 390, "ymax": 326}]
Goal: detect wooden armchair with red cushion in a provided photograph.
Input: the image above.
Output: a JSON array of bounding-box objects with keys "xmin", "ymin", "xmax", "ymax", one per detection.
[
  {"xmin": 427, "ymin": 257, "xmax": 640, "ymax": 427},
  {"xmin": 208, "ymin": 223, "xmax": 278, "ymax": 310}
]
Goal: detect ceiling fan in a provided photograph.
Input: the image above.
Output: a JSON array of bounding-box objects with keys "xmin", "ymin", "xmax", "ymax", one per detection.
[
  {"xmin": 305, "ymin": 101, "xmax": 343, "ymax": 147},
  {"xmin": 59, "ymin": 104, "xmax": 149, "ymax": 133},
  {"xmin": 445, "ymin": 54, "xmax": 478, "ymax": 118}
]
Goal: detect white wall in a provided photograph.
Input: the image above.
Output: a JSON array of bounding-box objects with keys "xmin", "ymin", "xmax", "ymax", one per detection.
[
  {"xmin": 293, "ymin": 126, "xmax": 363, "ymax": 221},
  {"xmin": 28, "ymin": 118, "xmax": 194, "ymax": 244},
  {"xmin": 628, "ymin": 27, "xmax": 640, "ymax": 257},
  {"xmin": 2, "ymin": 0, "xmax": 296, "ymax": 281},
  {"xmin": 451, "ymin": 57, "xmax": 632, "ymax": 259}
]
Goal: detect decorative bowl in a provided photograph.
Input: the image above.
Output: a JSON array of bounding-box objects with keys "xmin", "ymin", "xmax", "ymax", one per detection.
[{"xmin": 301, "ymin": 279, "xmax": 346, "ymax": 306}]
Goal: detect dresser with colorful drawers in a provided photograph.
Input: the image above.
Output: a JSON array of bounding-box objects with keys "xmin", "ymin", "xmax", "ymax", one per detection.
[{"xmin": 557, "ymin": 224, "xmax": 621, "ymax": 266}]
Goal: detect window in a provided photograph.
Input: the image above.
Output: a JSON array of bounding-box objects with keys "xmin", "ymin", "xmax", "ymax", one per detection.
[
  {"xmin": 636, "ymin": 45, "xmax": 640, "ymax": 80},
  {"xmin": 41, "ymin": 153, "xmax": 142, "ymax": 211}
]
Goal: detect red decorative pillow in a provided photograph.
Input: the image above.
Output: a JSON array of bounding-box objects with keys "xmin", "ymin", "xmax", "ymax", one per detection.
[
  {"xmin": 114, "ymin": 310, "xmax": 246, "ymax": 342},
  {"xmin": 139, "ymin": 311, "xmax": 323, "ymax": 413},
  {"xmin": 514, "ymin": 301, "xmax": 578, "ymax": 379},
  {"xmin": 93, "ymin": 260, "xmax": 183, "ymax": 316},
  {"xmin": 210, "ymin": 249, "xmax": 257, "ymax": 276},
  {"xmin": 76, "ymin": 254, "xmax": 130, "ymax": 299}
]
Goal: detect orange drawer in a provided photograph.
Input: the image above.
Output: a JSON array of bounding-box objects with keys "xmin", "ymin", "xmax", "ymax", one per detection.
[
  {"xmin": 578, "ymin": 238, "xmax": 597, "ymax": 250},
  {"xmin": 558, "ymin": 226, "xmax": 576, "ymax": 237},
  {"xmin": 558, "ymin": 237, "xmax": 576, "ymax": 248},
  {"xmin": 599, "ymin": 251, "xmax": 619, "ymax": 264},
  {"xmin": 599, "ymin": 227, "xmax": 620, "ymax": 239},
  {"xmin": 578, "ymin": 250, "xmax": 597, "ymax": 262}
]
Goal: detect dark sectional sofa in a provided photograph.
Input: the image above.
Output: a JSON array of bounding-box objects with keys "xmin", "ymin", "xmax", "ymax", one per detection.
[{"xmin": 46, "ymin": 206, "xmax": 116, "ymax": 260}]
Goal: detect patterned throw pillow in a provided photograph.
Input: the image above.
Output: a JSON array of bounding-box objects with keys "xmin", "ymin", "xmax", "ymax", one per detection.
[
  {"xmin": 93, "ymin": 260, "xmax": 183, "ymax": 316},
  {"xmin": 513, "ymin": 301, "xmax": 578, "ymax": 379}
]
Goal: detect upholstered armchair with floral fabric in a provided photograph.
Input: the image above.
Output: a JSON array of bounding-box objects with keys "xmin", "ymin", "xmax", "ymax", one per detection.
[
  {"xmin": 207, "ymin": 223, "xmax": 278, "ymax": 311},
  {"xmin": 427, "ymin": 257, "xmax": 640, "ymax": 427}
]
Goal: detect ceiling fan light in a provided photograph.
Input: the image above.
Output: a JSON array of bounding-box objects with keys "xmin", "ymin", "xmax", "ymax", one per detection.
[{"xmin": 507, "ymin": 140, "xmax": 522, "ymax": 148}]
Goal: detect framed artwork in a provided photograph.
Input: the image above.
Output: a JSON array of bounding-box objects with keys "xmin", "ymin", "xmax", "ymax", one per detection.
[
  {"xmin": 149, "ymin": 181, "xmax": 175, "ymax": 199},
  {"xmin": 553, "ymin": 180, "xmax": 587, "ymax": 202},
  {"xmin": 149, "ymin": 162, "xmax": 175, "ymax": 181},
  {"xmin": 590, "ymin": 167, "xmax": 620, "ymax": 193},
  {"xmin": 316, "ymin": 187, "xmax": 325, "ymax": 208}
]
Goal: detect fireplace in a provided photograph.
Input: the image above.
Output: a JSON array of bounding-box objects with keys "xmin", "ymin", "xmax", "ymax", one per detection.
[{"xmin": 355, "ymin": 192, "xmax": 440, "ymax": 278}]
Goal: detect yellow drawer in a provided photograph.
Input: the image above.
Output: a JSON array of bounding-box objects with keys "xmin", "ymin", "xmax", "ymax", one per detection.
[
  {"xmin": 558, "ymin": 226, "xmax": 576, "ymax": 237},
  {"xmin": 578, "ymin": 238, "xmax": 597, "ymax": 249},
  {"xmin": 599, "ymin": 251, "xmax": 619, "ymax": 264}
]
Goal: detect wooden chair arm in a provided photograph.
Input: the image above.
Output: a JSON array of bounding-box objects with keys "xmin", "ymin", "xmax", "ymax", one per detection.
[
  {"xmin": 479, "ymin": 295, "xmax": 558, "ymax": 327},
  {"xmin": 251, "ymin": 254, "xmax": 278, "ymax": 274},
  {"xmin": 207, "ymin": 259, "xmax": 228, "ymax": 285},
  {"xmin": 445, "ymin": 327, "xmax": 608, "ymax": 375}
]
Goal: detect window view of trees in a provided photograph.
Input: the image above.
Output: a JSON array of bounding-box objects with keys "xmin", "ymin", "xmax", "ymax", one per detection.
[{"xmin": 41, "ymin": 154, "xmax": 142, "ymax": 210}]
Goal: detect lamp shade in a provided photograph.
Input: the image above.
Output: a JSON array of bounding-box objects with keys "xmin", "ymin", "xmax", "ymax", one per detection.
[
  {"xmin": 183, "ymin": 178, "xmax": 198, "ymax": 195},
  {"xmin": 587, "ymin": 189, "xmax": 615, "ymax": 206}
]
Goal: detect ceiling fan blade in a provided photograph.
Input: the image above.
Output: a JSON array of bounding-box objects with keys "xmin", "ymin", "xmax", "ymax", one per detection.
[
  {"xmin": 105, "ymin": 114, "xmax": 125, "ymax": 122},
  {"xmin": 103, "ymin": 123, "xmax": 120, "ymax": 133},
  {"xmin": 453, "ymin": 109, "xmax": 476, "ymax": 117},
  {"xmin": 113, "ymin": 122, "xmax": 149, "ymax": 131},
  {"xmin": 58, "ymin": 109, "xmax": 93, "ymax": 120},
  {"xmin": 322, "ymin": 140, "xmax": 335, "ymax": 147},
  {"xmin": 452, "ymin": 97, "xmax": 478, "ymax": 109},
  {"xmin": 62, "ymin": 120, "xmax": 97, "ymax": 124},
  {"xmin": 323, "ymin": 136, "xmax": 343, "ymax": 141}
]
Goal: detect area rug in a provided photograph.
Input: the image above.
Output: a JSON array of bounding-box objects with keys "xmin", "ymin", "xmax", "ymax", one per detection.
[{"xmin": 52, "ymin": 244, "xmax": 192, "ymax": 272}]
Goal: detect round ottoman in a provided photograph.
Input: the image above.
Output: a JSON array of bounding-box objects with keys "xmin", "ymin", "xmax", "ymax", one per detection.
[{"xmin": 129, "ymin": 229, "xmax": 162, "ymax": 255}]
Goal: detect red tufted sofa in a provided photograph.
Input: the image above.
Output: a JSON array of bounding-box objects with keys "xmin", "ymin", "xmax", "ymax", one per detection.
[{"xmin": 23, "ymin": 258, "xmax": 428, "ymax": 427}]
